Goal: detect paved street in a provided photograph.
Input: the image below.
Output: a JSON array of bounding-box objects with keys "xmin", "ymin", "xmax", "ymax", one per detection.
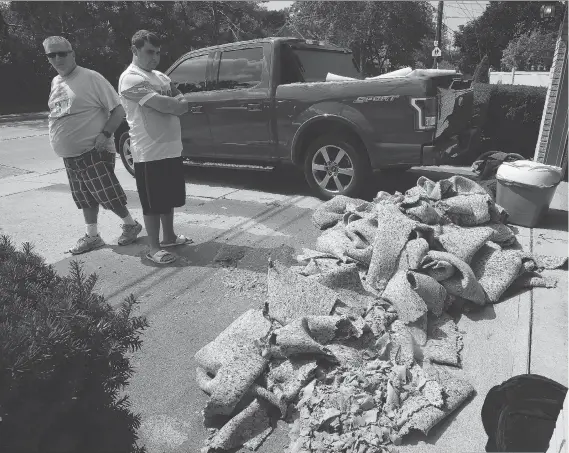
[{"xmin": 0, "ymin": 117, "xmax": 566, "ymax": 453}]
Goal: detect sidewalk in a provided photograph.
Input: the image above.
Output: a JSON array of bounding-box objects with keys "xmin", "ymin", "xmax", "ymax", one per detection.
[{"xmin": 0, "ymin": 163, "xmax": 566, "ymax": 453}]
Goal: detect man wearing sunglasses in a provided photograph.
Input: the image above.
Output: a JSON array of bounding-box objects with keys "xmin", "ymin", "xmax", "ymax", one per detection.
[{"xmin": 44, "ymin": 36, "xmax": 142, "ymax": 255}]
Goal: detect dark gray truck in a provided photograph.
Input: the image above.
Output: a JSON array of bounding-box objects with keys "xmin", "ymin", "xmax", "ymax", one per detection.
[{"xmin": 115, "ymin": 37, "xmax": 477, "ymax": 199}]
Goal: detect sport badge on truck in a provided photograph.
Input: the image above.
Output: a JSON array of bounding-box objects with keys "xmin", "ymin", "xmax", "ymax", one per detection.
[{"xmin": 353, "ymin": 95, "xmax": 400, "ymax": 103}]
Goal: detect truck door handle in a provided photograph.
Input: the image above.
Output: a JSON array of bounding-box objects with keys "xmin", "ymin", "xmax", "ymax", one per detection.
[
  {"xmin": 190, "ymin": 105, "xmax": 203, "ymax": 114},
  {"xmin": 247, "ymin": 103, "xmax": 262, "ymax": 112}
]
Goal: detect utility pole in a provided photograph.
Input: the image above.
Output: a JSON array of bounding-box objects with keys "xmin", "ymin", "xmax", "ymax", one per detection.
[{"xmin": 433, "ymin": 1, "xmax": 444, "ymax": 69}]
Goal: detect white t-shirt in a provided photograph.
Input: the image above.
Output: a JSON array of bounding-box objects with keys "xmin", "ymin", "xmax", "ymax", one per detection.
[
  {"xmin": 48, "ymin": 66, "xmax": 119, "ymax": 158},
  {"xmin": 118, "ymin": 64, "xmax": 182, "ymax": 163}
]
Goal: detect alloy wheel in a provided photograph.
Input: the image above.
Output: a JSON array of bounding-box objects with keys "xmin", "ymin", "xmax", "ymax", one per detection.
[{"xmin": 311, "ymin": 145, "xmax": 355, "ymax": 194}]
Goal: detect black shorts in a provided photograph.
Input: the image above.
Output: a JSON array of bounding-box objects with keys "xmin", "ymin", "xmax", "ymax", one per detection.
[
  {"xmin": 63, "ymin": 150, "xmax": 127, "ymax": 211},
  {"xmin": 134, "ymin": 157, "xmax": 186, "ymax": 215}
]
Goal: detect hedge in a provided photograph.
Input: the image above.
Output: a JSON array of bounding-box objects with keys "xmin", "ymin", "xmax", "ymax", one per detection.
[
  {"xmin": 0, "ymin": 236, "xmax": 148, "ymax": 453},
  {"xmin": 472, "ymin": 82, "xmax": 547, "ymax": 159}
]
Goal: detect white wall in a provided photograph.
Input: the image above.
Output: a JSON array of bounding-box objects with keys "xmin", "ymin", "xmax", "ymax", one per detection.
[{"xmin": 489, "ymin": 71, "xmax": 551, "ymax": 87}]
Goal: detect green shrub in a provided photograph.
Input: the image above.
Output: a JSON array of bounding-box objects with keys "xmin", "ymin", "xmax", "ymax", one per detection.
[
  {"xmin": 0, "ymin": 236, "xmax": 148, "ymax": 453},
  {"xmin": 484, "ymin": 84, "xmax": 547, "ymax": 158},
  {"xmin": 471, "ymin": 83, "xmax": 547, "ymax": 159}
]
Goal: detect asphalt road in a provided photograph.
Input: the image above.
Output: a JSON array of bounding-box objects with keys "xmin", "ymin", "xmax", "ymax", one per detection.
[{"xmin": 5, "ymin": 118, "xmax": 560, "ymax": 453}]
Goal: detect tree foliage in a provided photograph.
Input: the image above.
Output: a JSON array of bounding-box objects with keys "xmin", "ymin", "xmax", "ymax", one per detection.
[
  {"xmin": 287, "ymin": 0, "xmax": 436, "ymax": 76},
  {"xmin": 453, "ymin": 1, "xmax": 564, "ymax": 74},
  {"xmin": 0, "ymin": 1, "xmax": 287, "ymax": 113},
  {"xmin": 473, "ymin": 55, "xmax": 490, "ymax": 83},
  {"xmin": 500, "ymin": 29, "xmax": 558, "ymax": 70}
]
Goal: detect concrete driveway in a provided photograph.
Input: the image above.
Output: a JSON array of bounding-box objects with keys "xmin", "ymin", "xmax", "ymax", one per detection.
[{"xmin": 1, "ymin": 116, "xmax": 566, "ymax": 453}]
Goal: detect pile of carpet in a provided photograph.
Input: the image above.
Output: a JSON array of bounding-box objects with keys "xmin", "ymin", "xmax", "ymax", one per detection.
[{"xmin": 195, "ymin": 175, "xmax": 566, "ymax": 453}]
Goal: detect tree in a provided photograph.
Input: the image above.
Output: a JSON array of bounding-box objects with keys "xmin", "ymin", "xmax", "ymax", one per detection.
[
  {"xmin": 288, "ymin": 0, "xmax": 435, "ymax": 76},
  {"xmin": 454, "ymin": 1, "xmax": 564, "ymax": 74},
  {"xmin": 500, "ymin": 29, "xmax": 557, "ymax": 70},
  {"xmin": 473, "ymin": 54, "xmax": 490, "ymax": 82},
  {"xmin": 0, "ymin": 1, "xmax": 282, "ymax": 113}
]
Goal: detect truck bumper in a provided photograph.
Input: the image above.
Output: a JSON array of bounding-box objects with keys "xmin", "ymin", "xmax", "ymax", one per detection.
[{"xmin": 422, "ymin": 126, "xmax": 480, "ymax": 166}]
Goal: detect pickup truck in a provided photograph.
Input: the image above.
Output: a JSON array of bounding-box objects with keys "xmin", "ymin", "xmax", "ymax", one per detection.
[{"xmin": 114, "ymin": 37, "xmax": 477, "ymax": 199}]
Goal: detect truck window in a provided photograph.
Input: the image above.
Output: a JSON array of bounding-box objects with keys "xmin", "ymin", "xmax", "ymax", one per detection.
[
  {"xmin": 290, "ymin": 47, "xmax": 361, "ymax": 83},
  {"xmin": 169, "ymin": 54, "xmax": 208, "ymax": 93},
  {"xmin": 216, "ymin": 47, "xmax": 264, "ymax": 90},
  {"xmin": 280, "ymin": 44, "xmax": 305, "ymax": 85}
]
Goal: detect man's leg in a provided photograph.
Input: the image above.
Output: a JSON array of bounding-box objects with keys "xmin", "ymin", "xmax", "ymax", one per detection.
[
  {"xmin": 83, "ymin": 205, "xmax": 100, "ymax": 237},
  {"xmin": 110, "ymin": 203, "xmax": 142, "ymax": 245},
  {"xmin": 83, "ymin": 205, "xmax": 99, "ymax": 225},
  {"xmin": 64, "ymin": 156, "xmax": 104, "ymax": 254},
  {"xmin": 84, "ymin": 150, "xmax": 142, "ymax": 245},
  {"xmin": 160, "ymin": 209, "xmax": 176, "ymax": 244},
  {"xmin": 143, "ymin": 214, "xmax": 162, "ymax": 256}
]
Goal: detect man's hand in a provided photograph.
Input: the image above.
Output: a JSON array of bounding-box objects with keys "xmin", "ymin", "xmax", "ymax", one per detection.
[{"xmin": 94, "ymin": 132, "xmax": 109, "ymax": 151}]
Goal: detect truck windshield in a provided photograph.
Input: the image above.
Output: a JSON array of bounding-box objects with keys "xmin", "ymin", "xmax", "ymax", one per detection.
[{"xmin": 289, "ymin": 47, "xmax": 361, "ymax": 82}]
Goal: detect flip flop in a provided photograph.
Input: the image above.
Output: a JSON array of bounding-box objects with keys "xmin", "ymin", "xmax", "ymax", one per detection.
[
  {"xmin": 146, "ymin": 249, "xmax": 177, "ymax": 264},
  {"xmin": 160, "ymin": 235, "xmax": 193, "ymax": 248}
]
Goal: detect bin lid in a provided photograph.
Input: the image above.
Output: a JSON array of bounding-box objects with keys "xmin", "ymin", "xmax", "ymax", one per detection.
[{"xmin": 496, "ymin": 160, "xmax": 563, "ymax": 187}]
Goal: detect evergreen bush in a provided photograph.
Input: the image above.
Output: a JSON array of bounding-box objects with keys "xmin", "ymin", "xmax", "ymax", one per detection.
[
  {"xmin": 0, "ymin": 236, "xmax": 148, "ymax": 453},
  {"xmin": 471, "ymin": 83, "xmax": 547, "ymax": 159}
]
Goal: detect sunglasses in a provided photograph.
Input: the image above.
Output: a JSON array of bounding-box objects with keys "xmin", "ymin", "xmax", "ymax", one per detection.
[{"xmin": 46, "ymin": 51, "xmax": 72, "ymax": 59}]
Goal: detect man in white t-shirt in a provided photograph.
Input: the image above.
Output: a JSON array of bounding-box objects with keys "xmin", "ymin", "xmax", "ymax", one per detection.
[
  {"xmin": 119, "ymin": 30, "xmax": 191, "ymax": 265},
  {"xmin": 44, "ymin": 36, "xmax": 142, "ymax": 255}
]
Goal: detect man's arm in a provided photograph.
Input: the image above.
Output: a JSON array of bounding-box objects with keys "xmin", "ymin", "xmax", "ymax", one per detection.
[
  {"xmin": 120, "ymin": 73, "xmax": 188, "ymax": 116},
  {"xmin": 102, "ymin": 104, "xmax": 125, "ymax": 135},
  {"xmin": 143, "ymin": 94, "xmax": 188, "ymax": 116}
]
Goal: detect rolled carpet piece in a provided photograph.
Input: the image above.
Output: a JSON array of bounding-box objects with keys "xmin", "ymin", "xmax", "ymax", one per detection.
[
  {"xmin": 205, "ymin": 398, "xmax": 273, "ymax": 452},
  {"xmin": 194, "ymin": 309, "xmax": 271, "ymax": 375},
  {"xmin": 312, "ymin": 195, "xmax": 372, "ymax": 230},
  {"xmin": 435, "ymin": 193, "xmax": 493, "ymax": 226},
  {"xmin": 203, "ymin": 349, "xmax": 269, "ymax": 425},
  {"xmin": 367, "ymin": 203, "xmax": 418, "ymax": 293},
  {"xmin": 437, "ymin": 225, "xmax": 494, "ymax": 264},
  {"xmin": 471, "ymin": 242, "xmax": 524, "ymax": 304},
  {"xmin": 397, "ymin": 238, "xmax": 430, "ymax": 272},
  {"xmin": 272, "ymin": 318, "xmax": 336, "ymax": 360},
  {"xmin": 422, "ymin": 251, "xmax": 487, "ymax": 305},
  {"xmin": 382, "ymin": 270, "xmax": 428, "ymax": 324},
  {"xmin": 397, "ymin": 365, "xmax": 474, "ymax": 439},
  {"xmin": 407, "ymin": 271, "xmax": 446, "ymax": 317},
  {"xmin": 405, "ymin": 175, "xmax": 488, "ymax": 202}
]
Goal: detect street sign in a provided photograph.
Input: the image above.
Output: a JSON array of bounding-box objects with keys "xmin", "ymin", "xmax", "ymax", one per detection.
[
  {"xmin": 434, "ymin": 41, "xmax": 439, "ymax": 47},
  {"xmin": 432, "ymin": 47, "xmax": 442, "ymax": 57}
]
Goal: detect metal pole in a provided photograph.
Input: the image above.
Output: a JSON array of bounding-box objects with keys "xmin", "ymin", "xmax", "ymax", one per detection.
[{"xmin": 433, "ymin": 1, "xmax": 444, "ymax": 68}]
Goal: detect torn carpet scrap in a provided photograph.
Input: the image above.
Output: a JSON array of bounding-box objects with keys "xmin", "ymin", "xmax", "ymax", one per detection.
[
  {"xmin": 367, "ymin": 203, "xmax": 418, "ymax": 293},
  {"xmin": 267, "ymin": 259, "xmax": 339, "ymax": 325}
]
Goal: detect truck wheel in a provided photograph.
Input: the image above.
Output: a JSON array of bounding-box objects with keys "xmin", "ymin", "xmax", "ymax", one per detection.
[
  {"xmin": 117, "ymin": 131, "xmax": 135, "ymax": 177},
  {"xmin": 304, "ymin": 134, "xmax": 370, "ymax": 200}
]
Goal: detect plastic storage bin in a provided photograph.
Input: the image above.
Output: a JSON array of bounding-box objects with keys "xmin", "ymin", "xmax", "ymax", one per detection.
[{"xmin": 496, "ymin": 160, "xmax": 563, "ymax": 227}]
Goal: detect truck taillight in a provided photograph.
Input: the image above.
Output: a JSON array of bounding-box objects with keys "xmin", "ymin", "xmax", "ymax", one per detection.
[{"xmin": 411, "ymin": 97, "xmax": 437, "ymax": 131}]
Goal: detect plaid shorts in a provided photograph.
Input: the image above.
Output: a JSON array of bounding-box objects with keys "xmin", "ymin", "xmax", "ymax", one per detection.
[{"xmin": 63, "ymin": 150, "xmax": 127, "ymax": 211}]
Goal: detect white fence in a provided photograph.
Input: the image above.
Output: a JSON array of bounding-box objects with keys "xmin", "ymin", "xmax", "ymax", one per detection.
[{"xmin": 489, "ymin": 70, "xmax": 551, "ymax": 87}]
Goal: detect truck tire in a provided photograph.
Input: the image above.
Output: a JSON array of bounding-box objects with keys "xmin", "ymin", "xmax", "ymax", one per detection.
[
  {"xmin": 303, "ymin": 134, "xmax": 371, "ymax": 200},
  {"xmin": 117, "ymin": 131, "xmax": 135, "ymax": 177}
]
